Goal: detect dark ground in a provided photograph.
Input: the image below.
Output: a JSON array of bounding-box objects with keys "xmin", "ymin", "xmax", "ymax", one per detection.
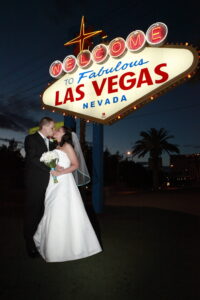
[{"xmin": 0, "ymin": 187, "xmax": 200, "ymax": 300}]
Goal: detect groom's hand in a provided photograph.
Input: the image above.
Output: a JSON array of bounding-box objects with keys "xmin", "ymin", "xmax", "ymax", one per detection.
[{"xmin": 55, "ymin": 165, "xmax": 64, "ymax": 171}]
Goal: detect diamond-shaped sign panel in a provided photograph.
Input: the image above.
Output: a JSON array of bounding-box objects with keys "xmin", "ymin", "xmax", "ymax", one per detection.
[{"xmin": 42, "ymin": 45, "xmax": 199, "ymax": 124}]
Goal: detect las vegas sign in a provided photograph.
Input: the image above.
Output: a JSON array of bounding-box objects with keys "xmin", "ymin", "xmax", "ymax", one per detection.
[{"xmin": 42, "ymin": 21, "xmax": 199, "ymax": 125}]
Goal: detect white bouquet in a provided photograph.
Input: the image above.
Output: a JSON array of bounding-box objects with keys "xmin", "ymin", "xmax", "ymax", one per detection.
[{"xmin": 40, "ymin": 151, "xmax": 59, "ymax": 183}]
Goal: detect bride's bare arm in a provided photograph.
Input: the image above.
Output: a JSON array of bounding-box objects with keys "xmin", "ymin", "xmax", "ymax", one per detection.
[{"xmin": 51, "ymin": 144, "xmax": 79, "ymax": 176}]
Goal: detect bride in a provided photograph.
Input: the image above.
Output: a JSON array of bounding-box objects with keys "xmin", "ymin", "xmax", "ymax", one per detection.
[{"xmin": 33, "ymin": 126, "xmax": 102, "ymax": 262}]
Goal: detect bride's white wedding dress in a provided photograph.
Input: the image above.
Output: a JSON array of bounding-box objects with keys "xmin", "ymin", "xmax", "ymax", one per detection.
[{"xmin": 34, "ymin": 149, "xmax": 102, "ymax": 262}]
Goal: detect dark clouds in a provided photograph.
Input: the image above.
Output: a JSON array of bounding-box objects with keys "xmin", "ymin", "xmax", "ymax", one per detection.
[
  {"xmin": 0, "ymin": 93, "xmax": 37, "ymax": 131},
  {"xmin": 0, "ymin": 113, "xmax": 34, "ymax": 131},
  {"xmin": 0, "ymin": 93, "xmax": 48, "ymax": 131},
  {"xmin": 183, "ymin": 145, "xmax": 200, "ymax": 149}
]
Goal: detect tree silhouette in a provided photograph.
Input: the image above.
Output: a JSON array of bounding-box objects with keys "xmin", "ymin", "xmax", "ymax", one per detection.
[
  {"xmin": 132, "ymin": 128, "xmax": 180, "ymax": 190},
  {"xmin": 0, "ymin": 139, "xmax": 24, "ymax": 190},
  {"xmin": 103, "ymin": 149, "xmax": 123, "ymax": 185}
]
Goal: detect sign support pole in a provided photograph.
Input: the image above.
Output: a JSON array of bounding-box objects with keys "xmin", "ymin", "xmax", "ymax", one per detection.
[{"xmin": 92, "ymin": 123, "xmax": 104, "ymax": 213}]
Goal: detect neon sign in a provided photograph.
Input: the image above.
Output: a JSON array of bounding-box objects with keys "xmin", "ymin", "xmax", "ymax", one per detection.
[{"xmin": 43, "ymin": 21, "xmax": 199, "ymax": 125}]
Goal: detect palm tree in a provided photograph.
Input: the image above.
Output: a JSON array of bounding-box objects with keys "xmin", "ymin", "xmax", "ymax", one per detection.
[{"xmin": 132, "ymin": 128, "xmax": 180, "ymax": 190}]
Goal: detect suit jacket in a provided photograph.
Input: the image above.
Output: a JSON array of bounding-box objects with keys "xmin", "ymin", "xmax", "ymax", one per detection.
[{"xmin": 24, "ymin": 132, "xmax": 56, "ymax": 185}]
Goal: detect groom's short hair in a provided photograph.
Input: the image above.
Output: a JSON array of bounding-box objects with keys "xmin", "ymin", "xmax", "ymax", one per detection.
[{"xmin": 39, "ymin": 117, "xmax": 54, "ymax": 129}]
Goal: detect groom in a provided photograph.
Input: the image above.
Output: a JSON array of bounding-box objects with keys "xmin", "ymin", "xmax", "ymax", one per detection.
[{"xmin": 24, "ymin": 117, "xmax": 57, "ymax": 257}]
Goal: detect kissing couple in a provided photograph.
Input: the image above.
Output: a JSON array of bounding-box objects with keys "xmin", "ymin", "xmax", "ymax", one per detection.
[{"xmin": 24, "ymin": 117, "xmax": 102, "ymax": 262}]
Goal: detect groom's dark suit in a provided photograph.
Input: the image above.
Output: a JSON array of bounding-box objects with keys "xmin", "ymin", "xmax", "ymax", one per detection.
[{"xmin": 24, "ymin": 132, "xmax": 56, "ymax": 252}]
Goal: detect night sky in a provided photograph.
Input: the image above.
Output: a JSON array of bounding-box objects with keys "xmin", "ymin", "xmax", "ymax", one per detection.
[{"xmin": 0, "ymin": 0, "xmax": 199, "ymax": 165}]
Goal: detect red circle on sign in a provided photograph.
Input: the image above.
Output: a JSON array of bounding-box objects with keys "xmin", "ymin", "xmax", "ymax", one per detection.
[
  {"xmin": 126, "ymin": 30, "xmax": 146, "ymax": 52},
  {"xmin": 63, "ymin": 55, "xmax": 77, "ymax": 73},
  {"xmin": 108, "ymin": 37, "xmax": 126, "ymax": 58},
  {"xmin": 92, "ymin": 44, "xmax": 108, "ymax": 63},
  {"xmin": 77, "ymin": 50, "xmax": 91, "ymax": 68},
  {"xmin": 49, "ymin": 60, "xmax": 63, "ymax": 78},
  {"xmin": 146, "ymin": 22, "xmax": 168, "ymax": 46}
]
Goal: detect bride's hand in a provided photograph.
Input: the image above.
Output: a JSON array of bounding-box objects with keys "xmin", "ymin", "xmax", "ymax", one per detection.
[
  {"xmin": 55, "ymin": 165, "xmax": 64, "ymax": 171},
  {"xmin": 50, "ymin": 170, "xmax": 62, "ymax": 176}
]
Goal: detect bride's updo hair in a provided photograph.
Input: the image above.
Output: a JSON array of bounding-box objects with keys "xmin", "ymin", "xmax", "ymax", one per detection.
[{"xmin": 59, "ymin": 126, "xmax": 74, "ymax": 147}]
